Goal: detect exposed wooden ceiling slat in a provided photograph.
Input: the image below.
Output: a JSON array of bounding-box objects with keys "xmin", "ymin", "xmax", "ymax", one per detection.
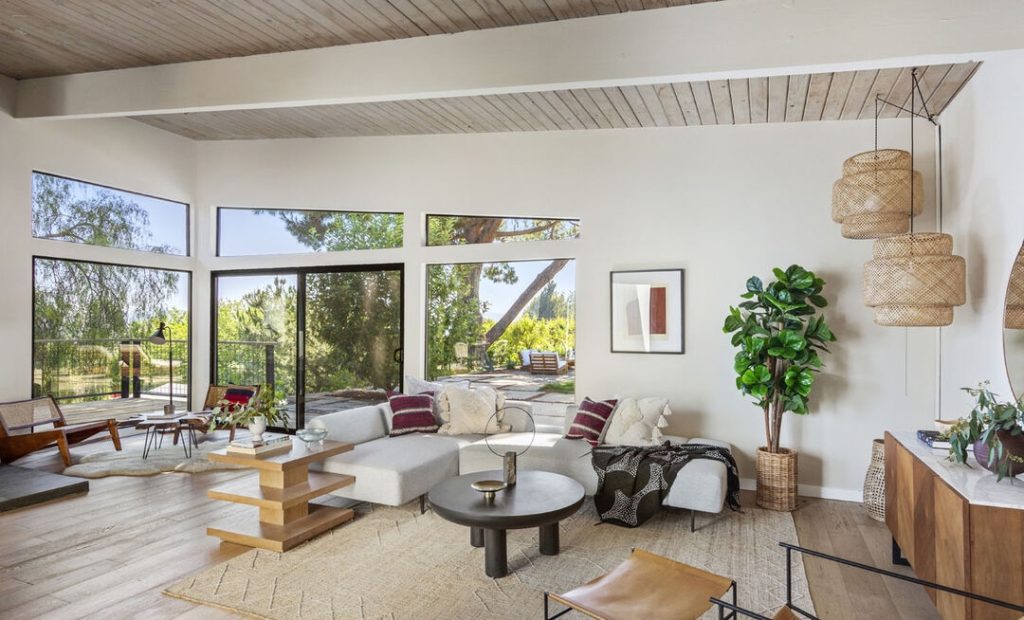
[
  {"xmin": 802, "ymin": 73, "xmax": 831, "ymax": 122},
  {"xmin": 133, "ymin": 62, "xmax": 981, "ymax": 139},
  {"xmin": 747, "ymin": 77, "xmax": 768, "ymax": 124},
  {"xmin": 785, "ymin": 74, "xmax": 809, "ymax": 123},
  {"xmin": 6, "ymin": 0, "xmax": 727, "ymax": 78},
  {"xmin": 766, "ymin": 75, "xmax": 788, "ymax": 123}
]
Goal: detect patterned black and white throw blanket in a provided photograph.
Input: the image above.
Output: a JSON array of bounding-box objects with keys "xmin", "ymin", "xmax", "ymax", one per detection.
[{"xmin": 591, "ymin": 443, "xmax": 741, "ymax": 527}]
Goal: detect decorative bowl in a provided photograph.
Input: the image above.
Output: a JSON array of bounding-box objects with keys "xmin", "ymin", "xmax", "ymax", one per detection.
[
  {"xmin": 470, "ymin": 479, "xmax": 507, "ymax": 503},
  {"xmin": 295, "ymin": 427, "xmax": 328, "ymax": 448},
  {"xmin": 933, "ymin": 419, "xmax": 959, "ymax": 435}
]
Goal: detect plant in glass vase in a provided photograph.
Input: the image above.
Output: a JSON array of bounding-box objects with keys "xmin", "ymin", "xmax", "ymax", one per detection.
[
  {"xmin": 723, "ymin": 264, "xmax": 837, "ymax": 511},
  {"xmin": 210, "ymin": 385, "xmax": 289, "ymax": 443},
  {"xmin": 948, "ymin": 382, "xmax": 1024, "ymax": 480}
]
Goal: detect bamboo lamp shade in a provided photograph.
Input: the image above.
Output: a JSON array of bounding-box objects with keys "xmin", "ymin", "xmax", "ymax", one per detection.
[
  {"xmin": 832, "ymin": 149, "xmax": 924, "ymax": 239},
  {"xmin": 863, "ymin": 233, "xmax": 966, "ymax": 326},
  {"xmin": 1006, "ymin": 248, "xmax": 1024, "ymax": 329}
]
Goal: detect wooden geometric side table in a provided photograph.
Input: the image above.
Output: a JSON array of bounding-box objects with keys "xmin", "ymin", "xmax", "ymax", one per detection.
[{"xmin": 206, "ymin": 439, "xmax": 355, "ymax": 552}]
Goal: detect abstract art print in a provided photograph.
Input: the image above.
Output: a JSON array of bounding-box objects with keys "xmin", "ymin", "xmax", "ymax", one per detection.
[{"xmin": 610, "ymin": 269, "xmax": 684, "ymax": 354}]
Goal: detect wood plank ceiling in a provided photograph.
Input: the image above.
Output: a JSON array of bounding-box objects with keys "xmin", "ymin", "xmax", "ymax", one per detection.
[
  {"xmin": 135, "ymin": 62, "xmax": 980, "ymax": 139},
  {"xmin": 0, "ymin": 0, "xmax": 720, "ymax": 79}
]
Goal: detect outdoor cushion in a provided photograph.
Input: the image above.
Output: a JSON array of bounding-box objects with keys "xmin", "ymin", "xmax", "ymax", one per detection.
[{"xmin": 314, "ymin": 433, "xmax": 479, "ymax": 506}]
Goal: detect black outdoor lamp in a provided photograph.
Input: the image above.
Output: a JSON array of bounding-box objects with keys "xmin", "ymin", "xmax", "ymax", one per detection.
[{"xmin": 148, "ymin": 321, "xmax": 175, "ymax": 415}]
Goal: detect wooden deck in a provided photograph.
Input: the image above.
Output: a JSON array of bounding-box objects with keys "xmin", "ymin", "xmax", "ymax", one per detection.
[{"xmin": 59, "ymin": 398, "xmax": 188, "ymax": 425}]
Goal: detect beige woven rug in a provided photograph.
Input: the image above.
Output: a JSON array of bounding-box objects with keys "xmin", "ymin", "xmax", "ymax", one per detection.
[
  {"xmin": 62, "ymin": 441, "xmax": 245, "ymax": 478},
  {"xmin": 166, "ymin": 501, "xmax": 815, "ymax": 619}
]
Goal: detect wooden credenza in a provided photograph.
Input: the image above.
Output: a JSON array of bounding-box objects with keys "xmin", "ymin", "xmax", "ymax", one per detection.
[{"xmin": 885, "ymin": 432, "xmax": 1024, "ymax": 620}]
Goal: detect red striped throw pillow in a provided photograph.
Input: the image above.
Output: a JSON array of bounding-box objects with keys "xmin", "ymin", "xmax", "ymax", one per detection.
[
  {"xmin": 565, "ymin": 397, "xmax": 618, "ymax": 446},
  {"xmin": 388, "ymin": 393, "xmax": 439, "ymax": 437}
]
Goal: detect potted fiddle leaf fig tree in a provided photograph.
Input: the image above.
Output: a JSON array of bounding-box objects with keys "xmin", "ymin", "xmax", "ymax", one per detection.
[{"xmin": 723, "ymin": 264, "xmax": 837, "ymax": 511}]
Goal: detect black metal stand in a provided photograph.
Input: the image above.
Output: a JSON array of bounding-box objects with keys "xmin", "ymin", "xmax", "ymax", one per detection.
[{"xmin": 891, "ymin": 537, "xmax": 910, "ymax": 566}]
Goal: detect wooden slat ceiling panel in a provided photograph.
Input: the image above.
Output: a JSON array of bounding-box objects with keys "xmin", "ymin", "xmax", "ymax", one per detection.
[
  {"xmin": 0, "ymin": 0, "xmax": 714, "ymax": 79},
  {"xmin": 135, "ymin": 62, "xmax": 982, "ymax": 140}
]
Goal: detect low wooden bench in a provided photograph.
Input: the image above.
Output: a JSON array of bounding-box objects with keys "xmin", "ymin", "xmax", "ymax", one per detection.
[{"xmin": 0, "ymin": 396, "xmax": 121, "ymax": 467}]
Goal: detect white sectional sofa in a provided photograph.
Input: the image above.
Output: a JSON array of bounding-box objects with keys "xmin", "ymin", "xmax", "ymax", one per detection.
[{"xmin": 308, "ymin": 402, "xmax": 731, "ymax": 528}]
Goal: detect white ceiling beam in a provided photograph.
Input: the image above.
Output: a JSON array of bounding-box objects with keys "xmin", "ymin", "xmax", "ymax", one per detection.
[{"xmin": 14, "ymin": 0, "xmax": 1024, "ymax": 119}]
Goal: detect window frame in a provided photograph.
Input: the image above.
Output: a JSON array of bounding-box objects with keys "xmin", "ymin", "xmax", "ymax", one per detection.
[
  {"xmin": 31, "ymin": 170, "xmax": 191, "ymax": 257},
  {"xmin": 215, "ymin": 206, "xmax": 405, "ymax": 257},
  {"xmin": 424, "ymin": 213, "xmax": 581, "ymax": 247},
  {"xmin": 31, "ymin": 254, "xmax": 194, "ymax": 408}
]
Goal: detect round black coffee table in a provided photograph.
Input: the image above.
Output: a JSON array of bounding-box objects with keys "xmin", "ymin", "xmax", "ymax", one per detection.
[{"xmin": 427, "ymin": 470, "xmax": 585, "ymax": 578}]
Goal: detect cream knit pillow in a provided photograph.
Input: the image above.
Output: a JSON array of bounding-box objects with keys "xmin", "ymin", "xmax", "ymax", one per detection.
[
  {"xmin": 436, "ymin": 386, "xmax": 508, "ymax": 435},
  {"xmin": 602, "ymin": 396, "xmax": 671, "ymax": 446}
]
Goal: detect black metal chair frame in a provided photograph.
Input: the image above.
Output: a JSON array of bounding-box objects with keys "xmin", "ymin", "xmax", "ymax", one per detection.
[{"xmin": 710, "ymin": 542, "xmax": 1024, "ymax": 620}]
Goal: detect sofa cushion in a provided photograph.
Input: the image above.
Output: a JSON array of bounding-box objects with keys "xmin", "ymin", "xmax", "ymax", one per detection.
[
  {"xmin": 306, "ymin": 405, "xmax": 388, "ymax": 445},
  {"xmin": 314, "ymin": 433, "xmax": 479, "ymax": 506},
  {"xmin": 437, "ymin": 386, "xmax": 507, "ymax": 435},
  {"xmin": 459, "ymin": 432, "xmax": 599, "ymax": 494},
  {"xmin": 565, "ymin": 397, "xmax": 617, "ymax": 446},
  {"xmin": 388, "ymin": 394, "xmax": 439, "ymax": 436},
  {"xmin": 603, "ymin": 397, "xmax": 672, "ymax": 446}
]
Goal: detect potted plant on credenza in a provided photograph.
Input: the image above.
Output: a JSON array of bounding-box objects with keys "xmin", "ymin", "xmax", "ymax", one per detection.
[
  {"xmin": 948, "ymin": 382, "xmax": 1024, "ymax": 480},
  {"xmin": 723, "ymin": 265, "xmax": 837, "ymax": 511}
]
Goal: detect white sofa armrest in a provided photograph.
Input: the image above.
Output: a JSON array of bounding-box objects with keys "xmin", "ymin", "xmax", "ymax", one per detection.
[{"xmin": 307, "ymin": 404, "xmax": 389, "ymax": 445}]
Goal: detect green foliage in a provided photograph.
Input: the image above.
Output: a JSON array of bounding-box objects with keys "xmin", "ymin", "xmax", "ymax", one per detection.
[
  {"xmin": 949, "ymin": 382, "xmax": 1024, "ymax": 481},
  {"xmin": 539, "ymin": 379, "xmax": 575, "ymax": 394},
  {"xmin": 426, "ymin": 263, "xmax": 487, "ymax": 378},
  {"xmin": 211, "ymin": 384, "xmax": 290, "ymax": 428},
  {"xmin": 723, "ymin": 264, "xmax": 836, "ymax": 452},
  {"xmin": 486, "ymin": 316, "xmax": 575, "ymax": 368},
  {"xmin": 526, "ymin": 282, "xmax": 574, "ymax": 320}
]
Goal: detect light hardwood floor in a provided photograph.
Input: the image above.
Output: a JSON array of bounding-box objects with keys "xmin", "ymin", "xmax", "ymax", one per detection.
[{"xmin": 0, "ymin": 433, "xmax": 939, "ymax": 619}]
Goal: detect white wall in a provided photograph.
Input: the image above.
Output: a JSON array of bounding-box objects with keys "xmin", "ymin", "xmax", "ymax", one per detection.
[
  {"xmin": 0, "ymin": 106, "xmax": 197, "ymax": 403},
  {"xmin": 0, "ymin": 90, "xmax": 955, "ymax": 498},
  {"xmin": 939, "ymin": 51, "xmax": 1024, "ymax": 413},
  {"xmin": 196, "ymin": 120, "xmax": 939, "ymax": 498}
]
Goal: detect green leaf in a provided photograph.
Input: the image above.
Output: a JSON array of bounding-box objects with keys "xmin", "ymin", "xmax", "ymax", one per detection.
[
  {"xmin": 741, "ymin": 365, "xmax": 771, "ymax": 386},
  {"xmin": 809, "ymin": 294, "xmax": 828, "ymax": 307},
  {"xmin": 772, "ymin": 267, "xmax": 788, "ymax": 283},
  {"xmin": 746, "ymin": 276, "xmax": 763, "ymax": 293}
]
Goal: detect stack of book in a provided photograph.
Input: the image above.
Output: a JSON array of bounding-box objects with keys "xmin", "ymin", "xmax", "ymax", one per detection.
[
  {"xmin": 916, "ymin": 429, "xmax": 971, "ymax": 451},
  {"xmin": 227, "ymin": 433, "xmax": 292, "ymax": 456}
]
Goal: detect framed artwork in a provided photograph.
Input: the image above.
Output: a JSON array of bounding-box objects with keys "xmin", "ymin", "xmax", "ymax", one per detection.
[{"xmin": 610, "ymin": 269, "xmax": 684, "ymax": 354}]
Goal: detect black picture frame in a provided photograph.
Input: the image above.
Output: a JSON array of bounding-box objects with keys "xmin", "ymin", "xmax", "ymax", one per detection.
[{"xmin": 609, "ymin": 269, "xmax": 685, "ymax": 354}]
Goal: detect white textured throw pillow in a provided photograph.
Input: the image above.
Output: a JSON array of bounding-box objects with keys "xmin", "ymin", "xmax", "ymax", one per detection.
[
  {"xmin": 436, "ymin": 386, "xmax": 508, "ymax": 435},
  {"xmin": 602, "ymin": 397, "xmax": 672, "ymax": 446},
  {"xmin": 402, "ymin": 376, "xmax": 469, "ymax": 423}
]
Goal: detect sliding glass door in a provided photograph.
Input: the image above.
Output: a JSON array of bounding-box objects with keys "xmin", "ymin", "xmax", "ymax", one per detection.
[{"xmin": 213, "ymin": 265, "xmax": 403, "ymax": 430}]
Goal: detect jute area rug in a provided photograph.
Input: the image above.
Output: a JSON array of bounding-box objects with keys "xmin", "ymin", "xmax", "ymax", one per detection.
[
  {"xmin": 165, "ymin": 500, "xmax": 815, "ymax": 619},
  {"xmin": 62, "ymin": 441, "xmax": 246, "ymax": 478}
]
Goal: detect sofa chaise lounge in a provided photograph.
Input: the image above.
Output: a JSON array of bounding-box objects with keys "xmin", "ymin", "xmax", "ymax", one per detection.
[{"xmin": 308, "ymin": 402, "xmax": 731, "ymax": 529}]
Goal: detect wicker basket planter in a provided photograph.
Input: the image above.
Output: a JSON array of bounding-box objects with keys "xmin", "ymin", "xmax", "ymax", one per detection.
[
  {"xmin": 862, "ymin": 439, "xmax": 886, "ymax": 522},
  {"xmin": 756, "ymin": 447, "xmax": 798, "ymax": 512}
]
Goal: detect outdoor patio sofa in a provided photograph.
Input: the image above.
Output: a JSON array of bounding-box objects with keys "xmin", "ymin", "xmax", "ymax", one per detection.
[{"xmin": 307, "ymin": 402, "xmax": 731, "ymax": 524}]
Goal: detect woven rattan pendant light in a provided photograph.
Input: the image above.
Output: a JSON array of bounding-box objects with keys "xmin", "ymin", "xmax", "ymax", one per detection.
[
  {"xmin": 832, "ymin": 149, "xmax": 924, "ymax": 239},
  {"xmin": 1006, "ymin": 247, "xmax": 1024, "ymax": 329},
  {"xmin": 861, "ymin": 68, "xmax": 967, "ymax": 327}
]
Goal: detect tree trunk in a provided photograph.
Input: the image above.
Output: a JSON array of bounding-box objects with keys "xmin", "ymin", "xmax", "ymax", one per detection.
[{"xmin": 483, "ymin": 259, "xmax": 570, "ymax": 346}]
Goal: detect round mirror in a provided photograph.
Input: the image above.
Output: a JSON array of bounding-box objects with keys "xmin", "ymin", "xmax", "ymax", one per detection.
[{"xmin": 1003, "ymin": 242, "xmax": 1024, "ymax": 399}]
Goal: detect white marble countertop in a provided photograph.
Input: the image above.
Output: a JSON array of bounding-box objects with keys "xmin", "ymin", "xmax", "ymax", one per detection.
[{"xmin": 892, "ymin": 432, "xmax": 1024, "ymax": 510}]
